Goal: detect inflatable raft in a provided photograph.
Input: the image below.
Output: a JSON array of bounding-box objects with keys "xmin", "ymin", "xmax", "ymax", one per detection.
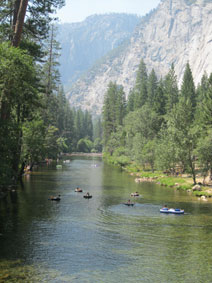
[
  {"xmin": 160, "ymin": 208, "xmax": 184, "ymax": 214},
  {"xmin": 84, "ymin": 195, "xmax": 92, "ymax": 199},
  {"xmin": 124, "ymin": 203, "xmax": 135, "ymax": 206}
]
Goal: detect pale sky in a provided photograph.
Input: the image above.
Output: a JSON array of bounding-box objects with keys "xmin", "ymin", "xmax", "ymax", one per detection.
[{"xmin": 56, "ymin": 0, "xmax": 161, "ymax": 23}]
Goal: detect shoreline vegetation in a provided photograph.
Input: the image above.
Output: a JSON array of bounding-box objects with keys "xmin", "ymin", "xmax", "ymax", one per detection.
[
  {"xmin": 0, "ymin": 153, "xmax": 103, "ymax": 200},
  {"xmin": 103, "ymin": 153, "xmax": 212, "ymax": 201},
  {"xmin": 101, "ymin": 60, "xmax": 212, "ymax": 202},
  {"xmin": 65, "ymin": 152, "xmax": 102, "ymax": 157}
]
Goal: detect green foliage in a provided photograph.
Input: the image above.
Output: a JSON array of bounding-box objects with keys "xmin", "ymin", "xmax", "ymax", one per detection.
[
  {"xmin": 0, "ymin": 0, "xmax": 65, "ymax": 48},
  {"xmin": 93, "ymin": 117, "xmax": 102, "ymax": 140},
  {"xmin": 103, "ymin": 151, "xmax": 130, "ymax": 167},
  {"xmin": 93, "ymin": 138, "xmax": 103, "ymax": 153},
  {"xmin": 193, "ymin": 190, "xmax": 212, "ymax": 197},
  {"xmin": 195, "ymin": 128, "xmax": 212, "ymax": 177},
  {"xmin": 22, "ymin": 119, "xmax": 46, "ymax": 164},
  {"xmin": 102, "ymin": 58, "xmax": 212, "ymax": 186},
  {"xmin": 44, "ymin": 126, "xmax": 61, "ymax": 159},
  {"xmin": 133, "ymin": 59, "xmax": 148, "ymax": 110},
  {"xmin": 77, "ymin": 138, "xmax": 93, "ymax": 153},
  {"xmin": 147, "ymin": 69, "xmax": 158, "ymax": 108},
  {"xmin": 0, "ymin": 43, "xmax": 39, "ymax": 184},
  {"xmin": 181, "ymin": 62, "xmax": 196, "ymax": 109},
  {"xmin": 157, "ymin": 177, "xmax": 192, "ymax": 190},
  {"xmin": 0, "ymin": 2, "xmax": 98, "ymax": 187},
  {"xmin": 102, "ymin": 82, "xmax": 126, "ymax": 147},
  {"xmin": 163, "ymin": 63, "xmax": 179, "ymax": 113}
]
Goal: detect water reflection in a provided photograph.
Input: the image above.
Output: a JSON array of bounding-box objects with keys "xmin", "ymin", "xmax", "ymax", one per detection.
[{"xmin": 0, "ymin": 157, "xmax": 212, "ymax": 282}]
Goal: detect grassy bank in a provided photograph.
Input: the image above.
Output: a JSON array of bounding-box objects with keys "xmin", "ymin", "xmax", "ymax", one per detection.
[{"xmin": 103, "ymin": 152, "xmax": 212, "ymax": 198}]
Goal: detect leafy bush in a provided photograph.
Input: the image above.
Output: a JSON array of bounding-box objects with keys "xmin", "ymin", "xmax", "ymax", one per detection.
[{"xmin": 77, "ymin": 138, "xmax": 93, "ymax": 153}]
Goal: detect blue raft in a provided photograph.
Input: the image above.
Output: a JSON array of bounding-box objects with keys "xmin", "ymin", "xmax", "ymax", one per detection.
[{"xmin": 160, "ymin": 208, "xmax": 184, "ymax": 214}]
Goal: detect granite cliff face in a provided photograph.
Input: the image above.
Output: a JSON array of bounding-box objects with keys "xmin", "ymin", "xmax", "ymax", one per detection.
[
  {"xmin": 57, "ymin": 14, "xmax": 140, "ymax": 88},
  {"xmin": 67, "ymin": 0, "xmax": 212, "ymax": 115}
]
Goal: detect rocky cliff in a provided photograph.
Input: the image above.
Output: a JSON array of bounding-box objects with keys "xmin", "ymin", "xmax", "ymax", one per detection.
[
  {"xmin": 57, "ymin": 14, "xmax": 140, "ymax": 88},
  {"xmin": 66, "ymin": 0, "xmax": 212, "ymax": 115}
]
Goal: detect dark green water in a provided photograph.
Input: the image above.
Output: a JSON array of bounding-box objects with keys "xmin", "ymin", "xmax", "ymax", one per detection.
[{"xmin": 0, "ymin": 157, "xmax": 212, "ymax": 282}]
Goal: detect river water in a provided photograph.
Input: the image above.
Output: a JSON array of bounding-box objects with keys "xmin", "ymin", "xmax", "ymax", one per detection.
[{"xmin": 0, "ymin": 157, "xmax": 212, "ymax": 282}]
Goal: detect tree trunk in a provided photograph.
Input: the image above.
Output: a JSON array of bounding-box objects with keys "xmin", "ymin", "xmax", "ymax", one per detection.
[
  {"xmin": 13, "ymin": 0, "xmax": 21, "ymax": 31},
  {"xmin": 46, "ymin": 26, "xmax": 54, "ymax": 97},
  {"xmin": 12, "ymin": 0, "xmax": 29, "ymax": 47},
  {"xmin": 19, "ymin": 161, "xmax": 26, "ymax": 179}
]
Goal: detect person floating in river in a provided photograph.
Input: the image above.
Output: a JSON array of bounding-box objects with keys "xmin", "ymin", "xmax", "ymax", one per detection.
[{"xmin": 162, "ymin": 204, "xmax": 168, "ymax": 210}]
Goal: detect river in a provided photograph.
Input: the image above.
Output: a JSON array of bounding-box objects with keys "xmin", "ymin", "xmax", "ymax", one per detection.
[{"xmin": 0, "ymin": 157, "xmax": 212, "ymax": 282}]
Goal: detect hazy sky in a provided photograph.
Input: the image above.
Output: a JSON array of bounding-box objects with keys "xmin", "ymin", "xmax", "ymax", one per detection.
[{"xmin": 56, "ymin": 0, "xmax": 161, "ymax": 23}]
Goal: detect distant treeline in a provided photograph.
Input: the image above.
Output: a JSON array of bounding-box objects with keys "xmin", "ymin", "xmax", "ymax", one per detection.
[{"xmin": 102, "ymin": 59, "xmax": 212, "ymax": 184}]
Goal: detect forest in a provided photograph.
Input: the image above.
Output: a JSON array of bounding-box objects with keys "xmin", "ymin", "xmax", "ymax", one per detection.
[
  {"xmin": 102, "ymin": 59, "xmax": 212, "ymax": 185},
  {"xmin": 1, "ymin": 1, "xmax": 212, "ymax": 191},
  {"xmin": 0, "ymin": 1, "xmax": 101, "ymax": 188}
]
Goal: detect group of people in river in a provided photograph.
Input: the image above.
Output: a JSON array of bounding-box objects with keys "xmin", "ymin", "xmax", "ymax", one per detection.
[
  {"xmin": 74, "ymin": 188, "xmax": 92, "ymax": 198},
  {"xmin": 49, "ymin": 189, "xmax": 93, "ymax": 201},
  {"xmin": 49, "ymin": 190, "xmax": 140, "ymax": 203},
  {"xmin": 124, "ymin": 192, "xmax": 140, "ymax": 206}
]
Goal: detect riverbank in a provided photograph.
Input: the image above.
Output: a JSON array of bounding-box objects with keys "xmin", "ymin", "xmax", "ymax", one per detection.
[
  {"xmin": 103, "ymin": 153, "xmax": 212, "ymax": 200},
  {"xmin": 64, "ymin": 152, "xmax": 102, "ymax": 157},
  {"xmin": 126, "ymin": 165, "xmax": 212, "ymax": 200}
]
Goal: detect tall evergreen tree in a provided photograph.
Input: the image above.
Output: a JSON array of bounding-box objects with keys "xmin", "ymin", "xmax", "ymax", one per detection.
[
  {"xmin": 102, "ymin": 82, "xmax": 126, "ymax": 147},
  {"xmin": 153, "ymin": 79, "xmax": 166, "ymax": 116},
  {"xmin": 133, "ymin": 59, "xmax": 148, "ymax": 109},
  {"xmin": 93, "ymin": 117, "xmax": 102, "ymax": 141},
  {"xmin": 147, "ymin": 69, "xmax": 158, "ymax": 107},
  {"xmin": 181, "ymin": 62, "xmax": 196, "ymax": 109},
  {"xmin": 126, "ymin": 90, "xmax": 135, "ymax": 113},
  {"xmin": 164, "ymin": 63, "xmax": 179, "ymax": 113}
]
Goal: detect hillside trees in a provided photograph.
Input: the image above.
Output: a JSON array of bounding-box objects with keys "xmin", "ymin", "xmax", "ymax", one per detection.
[
  {"xmin": 93, "ymin": 117, "xmax": 103, "ymax": 153},
  {"xmin": 102, "ymin": 59, "xmax": 212, "ymax": 182},
  {"xmin": 195, "ymin": 74, "xmax": 212, "ymax": 180},
  {"xmin": 102, "ymin": 82, "xmax": 126, "ymax": 152},
  {"xmin": 124, "ymin": 105, "xmax": 161, "ymax": 169},
  {"xmin": 133, "ymin": 59, "xmax": 148, "ymax": 110},
  {"xmin": 163, "ymin": 63, "xmax": 179, "ymax": 113}
]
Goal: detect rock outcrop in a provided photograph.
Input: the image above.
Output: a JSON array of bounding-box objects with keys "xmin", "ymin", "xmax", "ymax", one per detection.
[
  {"xmin": 67, "ymin": 0, "xmax": 212, "ymax": 115},
  {"xmin": 57, "ymin": 14, "xmax": 140, "ymax": 88}
]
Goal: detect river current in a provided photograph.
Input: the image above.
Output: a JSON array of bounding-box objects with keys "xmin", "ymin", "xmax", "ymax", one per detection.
[{"xmin": 0, "ymin": 157, "xmax": 212, "ymax": 282}]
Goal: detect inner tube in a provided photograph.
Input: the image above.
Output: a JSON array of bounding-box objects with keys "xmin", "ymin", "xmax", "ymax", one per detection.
[
  {"xmin": 124, "ymin": 203, "xmax": 134, "ymax": 206},
  {"xmin": 75, "ymin": 189, "xmax": 83, "ymax": 192},
  {"xmin": 131, "ymin": 193, "xmax": 139, "ymax": 197},
  {"xmin": 49, "ymin": 197, "xmax": 61, "ymax": 201},
  {"xmin": 84, "ymin": 195, "xmax": 92, "ymax": 199}
]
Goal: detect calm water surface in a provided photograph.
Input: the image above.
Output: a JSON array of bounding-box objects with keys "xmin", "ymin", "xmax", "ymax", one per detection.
[{"xmin": 0, "ymin": 157, "xmax": 212, "ymax": 282}]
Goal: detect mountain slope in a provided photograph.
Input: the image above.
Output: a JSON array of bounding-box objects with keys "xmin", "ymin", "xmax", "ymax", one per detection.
[
  {"xmin": 57, "ymin": 14, "xmax": 140, "ymax": 88},
  {"xmin": 67, "ymin": 0, "xmax": 212, "ymax": 115}
]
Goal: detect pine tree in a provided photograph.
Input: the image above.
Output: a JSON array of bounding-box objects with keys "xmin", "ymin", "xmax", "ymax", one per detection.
[
  {"xmin": 0, "ymin": 0, "xmax": 65, "ymax": 46},
  {"xmin": 181, "ymin": 62, "xmax": 196, "ymax": 109},
  {"xmin": 102, "ymin": 82, "xmax": 126, "ymax": 147},
  {"xmin": 199, "ymin": 74, "xmax": 212, "ymax": 127},
  {"xmin": 147, "ymin": 69, "xmax": 158, "ymax": 107},
  {"xmin": 153, "ymin": 79, "xmax": 166, "ymax": 116},
  {"xmin": 126, "ymin": 90, "xmax": 135, "ymax": 113},
  {"xmin": 133, "ymin": 59, "xmax": 148, "ymax": 109},
  {"xmin": 164, "ymin": 63, "xmax": 179, "ymax": 113}
]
